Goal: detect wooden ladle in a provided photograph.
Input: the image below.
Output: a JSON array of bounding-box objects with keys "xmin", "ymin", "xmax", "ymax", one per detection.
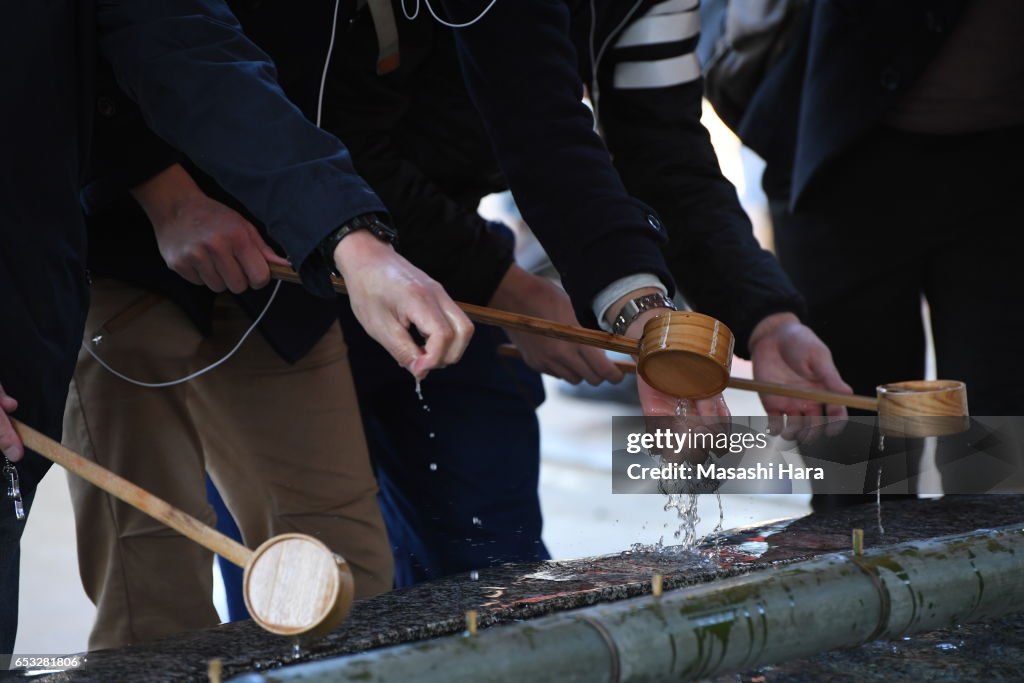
[
  {"xmin": 496, "ymin": 345, "xmax": 970, "ymax": 437},
  {"xmin": 269, "ymin": 265, "xmax": 733, "ymax": 400},
  {"xmin": 12, "ymin": 420, "xmax": 354, "ymax": 638}
]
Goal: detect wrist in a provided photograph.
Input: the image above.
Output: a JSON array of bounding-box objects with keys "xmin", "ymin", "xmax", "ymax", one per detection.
[
  {"xmin": 323, "ymin": 213, "xmax": 397, "ymax": 275},
  {"xmin": 489, "ymin": 264, "xmax": 534, "ymax": 310},
  {"xmin": 332, "ymin": 229, "xmax": 394, "ymax": 277},
  {"xmin": 748, "ymin": 312, "xmax": 800, "ymax": 351},
  {"xmin": 130, "ymin": 164, "xmax": 202, "ymax": 226},
  {"xmin": 607, "ymin": 288, "xmax": 675, "ymax": 338}
]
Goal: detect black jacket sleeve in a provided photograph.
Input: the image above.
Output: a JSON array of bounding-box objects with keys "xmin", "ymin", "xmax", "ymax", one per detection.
[
  {"xmin": 323, "ymin": 12, "xmax": 515, "ymax": 305},
  {"xmin": 597, "ymin": 4, "xmax": 805, "ymax": 356},
  {"xmin": 80, "ymin": 62, "xmax": 182, "ymax": 216},
  {"xmin": 441, "ymin": 0, "xmax": 675, "ymax": 328},
  {"xmin": 95, "ymin": 0, "xmax": 387, "ymax": 297}
]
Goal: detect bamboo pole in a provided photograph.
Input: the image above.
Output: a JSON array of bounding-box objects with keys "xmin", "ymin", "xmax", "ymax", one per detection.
[{"xmin": 233, "ymin": 524, "xmax": 1024, "ymax": 683}]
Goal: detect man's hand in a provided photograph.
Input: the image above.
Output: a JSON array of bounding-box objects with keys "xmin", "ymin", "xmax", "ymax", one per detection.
[
  {"xmin": 490, "ymin": 266, "xmax": 623, "ymax": 385},
  {"xmin": 335, "ymin": 232, "xmax": 474, "ymax": 381},
  {"xmin": 609, "ymin": 287, "xmax": 733, "ymax": 417},
  {"xmin": 0, "ymin": 381, "xmax": 23, "ymax": 462},
  {"xmin": 749, "ymin": 312, "xmax": 852, "ymax": 439},
  {"xmin": 133, "ymin": 164, "xmax": 289, "ymax": 293}
]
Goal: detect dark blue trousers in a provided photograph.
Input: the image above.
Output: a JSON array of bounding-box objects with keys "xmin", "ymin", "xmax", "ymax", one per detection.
[
  {"xmin": 338, "ymin": 309, "xmax": 549, "ymax": 587},
  {"xmin": 205, "ymin": 477, "xmax": 249, "ymax": 622}
]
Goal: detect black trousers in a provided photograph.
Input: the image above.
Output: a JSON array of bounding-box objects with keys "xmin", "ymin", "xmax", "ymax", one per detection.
[{"xmin": 771, "ymin": 125, "xmax": 1024, "ymax": 508}]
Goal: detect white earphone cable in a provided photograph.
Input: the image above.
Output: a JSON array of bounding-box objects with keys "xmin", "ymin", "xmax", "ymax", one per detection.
[
  {"xmin": 86, "ymin": 0, "xmax": 341, "ymax": 389},
  {"xmin": 400, "ymin": 0, "xmax": 498, "ymax": 28}
]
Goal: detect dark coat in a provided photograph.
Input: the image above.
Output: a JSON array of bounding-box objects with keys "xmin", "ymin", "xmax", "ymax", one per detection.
[
  {"xmin": 87, "ymin": 0, "xmax": 804, "ymax": 356},
  {"xmin": 439, "ymin": 0, "xmax": 804, "ymax": 351},
  {"xmin": 737, "ymin": 0, "xmax": 967, "ymax": 204},
  {"xmin": 1, "ymin": 0, "xmax": 385, "ymax": 438}
]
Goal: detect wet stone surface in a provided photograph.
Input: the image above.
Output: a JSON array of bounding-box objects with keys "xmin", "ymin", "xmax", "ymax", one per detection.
[
  {"xmin": 23, "ymin": 495, "xmax": 1024, "ymax": 682},
  {"xmin": 713, "ymin": 612, "xmax": 1024, "ymax": 683}
]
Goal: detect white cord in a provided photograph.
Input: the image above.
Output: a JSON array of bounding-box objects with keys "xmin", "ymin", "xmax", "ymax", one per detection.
[
  {"xmin": 83, "ymin": 282, "xmax": 282, "ymax": 388},
  {"xmin": 87, "ymin": 0, "xmax": 341, "ymax": 389},
  {"xmin": 400, "ymin": 0, "xmax": 498, "ymax": 28},
  {"xmin": 317, "ymin": 0, "xmax": 342, "ymax": 128}
]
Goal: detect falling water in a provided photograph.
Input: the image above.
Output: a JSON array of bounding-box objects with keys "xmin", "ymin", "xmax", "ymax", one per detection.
[
  {"xmin": 655, "ymin": 399, "xmax": 700, "ymax": 551},
  {"xmin": 429, "ymin": 462, "xmax": 438, "ymax": 471},
  {"xmin": 469, "ymin": 569, "xmax": 479, "ymax": 581},
  {"xmin": 876, "ymin": 466, "xmax": 886, "ymax": 535},
  {"xmin": 676, "ymin": 398, "xmax": 691, "ymax": 418},
  {"xmin": 664, "ymin": 492, "xmax": 702, "ymax": 550},
  {"xmin": 711, "ymin": 490, "xmax": 725, "ymax": 556}
]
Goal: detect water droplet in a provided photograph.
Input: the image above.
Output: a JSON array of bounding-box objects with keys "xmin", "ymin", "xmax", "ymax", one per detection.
[
  {"xmin": 876, "ymin": 467, "xmax": 885, "ymax": 535},
  {"xmin": 878, "ymin": 433, "xmax": 886, "ymax": 452},
  {"xmin": 291, "ymin": 641, "xmax": 302, "ymax": 660},
  {"xmin": 470, "ymin": 570, "xmax": 479, "ymax": 581},
  {"xmin": 472, "ymin": 516, "xmax": 482, "ymax": 527},
  {"xmin": 675, "ymin": 399, "xmax": 690, "ymax": 417},
  {"xmin": 91, "ymin": 334, "xmax": 103, "ymax": 345},
  {"xmin": 936, "ymin": 642, "xmax": 958, "ymax": 651},
  {"xmin": 415, "ymin": 379, "xmax": 423, "ymax": 401},
  {"xmin": 429, "ymin": 462, "xmax": 438, "ymax": 471},
  {"xmin": 429, "ymin": 432, "xmax": 435, "ymax": 439}
]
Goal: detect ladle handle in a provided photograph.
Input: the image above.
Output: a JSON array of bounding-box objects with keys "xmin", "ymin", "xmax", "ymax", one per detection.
[
  {"xmin": 268, "ymin": 264, "xmax": 639, "ymax": 355},
  {"xmin": 13, "ymin": 420, "xmax": 253, "ymax": 568},
  {"xmin": 496, "ymin": 344, "xmax": 880, "ymax": 411}
]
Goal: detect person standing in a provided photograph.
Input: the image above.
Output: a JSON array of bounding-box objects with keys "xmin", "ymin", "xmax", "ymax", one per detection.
[
  {"xmin": 727, "ymin": 0, "xmax": 1024, "ymax": 506},
  {"xmin": 0, "ymin": 0, "xmax": 471, "ymax": 652}
]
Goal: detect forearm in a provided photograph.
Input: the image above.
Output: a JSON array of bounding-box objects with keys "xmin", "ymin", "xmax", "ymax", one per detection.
[
  {"xmin": 130, "ymin": 164, "xmax": 203, "ymax": 227},
  {"xmin": 443, "ymin": 0, "xmax": 674, "ymax": 326},
  {"xmin": 96, "ymin": 0, "xmax": 385, "ymax": 296},
  {"xmin": 602, "ymin": 96, "xmax": 803, "ymax": 353}
]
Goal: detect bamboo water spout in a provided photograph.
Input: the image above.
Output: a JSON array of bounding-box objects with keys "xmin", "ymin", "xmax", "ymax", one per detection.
[{"xmin": 233, "ymin": 524, "xmax": 1024, "ymax": 683}]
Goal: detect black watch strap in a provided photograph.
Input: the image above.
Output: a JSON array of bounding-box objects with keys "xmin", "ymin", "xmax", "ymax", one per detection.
[{"xmin": 318, "ymin": 213, "xmax": 398, "ymax": 271}]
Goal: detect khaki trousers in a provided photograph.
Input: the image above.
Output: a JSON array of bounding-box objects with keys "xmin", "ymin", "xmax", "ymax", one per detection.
[{"xmin": 63, "ymin": 278, "xmax": 393, "ymax": 650}]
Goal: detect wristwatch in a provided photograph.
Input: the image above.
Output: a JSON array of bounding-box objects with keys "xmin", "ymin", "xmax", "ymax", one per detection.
[
  {"xmin": 611, "ymin": 293, "xmax": 677, "ymax": 336},
  {"xmin": 318, "ymin": 213, "xmax": 398, "ymax": 271}
]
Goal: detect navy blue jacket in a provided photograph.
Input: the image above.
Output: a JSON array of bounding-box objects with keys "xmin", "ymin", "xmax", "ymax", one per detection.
[
  {"xmin": 87, "ymin": 0, "xmax": 804, "ymax": 357},
  {"xmin": 0, "ymin": 0, "xmax": 385, "ymax": 440},
  {"xmin": 85, "ymin": 0, "xmax": 515, "ymax": 354},
  {"xmin": 737, "ymin": 0, "xmax": 967, "ymax": 205}
]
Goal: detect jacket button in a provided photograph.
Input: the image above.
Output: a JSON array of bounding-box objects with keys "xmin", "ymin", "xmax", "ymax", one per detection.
[
  {"xmin": 879, "ymin": 66, "xmax": 901, "ymax": 92},
  {"xmin": 96, "ymin": 97, "xmax": 117, "ymax": 118},
  {"xmin": 647, "ymin": 214, "xmax": 663, "ymax": 232}
]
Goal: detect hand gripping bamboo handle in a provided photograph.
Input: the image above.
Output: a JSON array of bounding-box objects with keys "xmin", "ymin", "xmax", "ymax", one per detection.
[
  {"xmin": 13, "ymin": 420, "xmax": 354, "ymax": 637},
  {"xmin": 269, "ymin": 264, "xmax": 733, "ymax": 398},
  {"xmin": 495, "ymin": 344, "xmax": 880, "ymax": 411},
  {"xmin": 269, "ymin": 264, "xmax": 639, "ymax": 354},
  {"xmin": 497, "ymin": 345, "xmax": 970, "ymax": 437}
]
